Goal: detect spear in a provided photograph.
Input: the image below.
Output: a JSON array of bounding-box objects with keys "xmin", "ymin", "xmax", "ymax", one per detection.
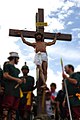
[
  {"xmin": 60, "ymin": 58, "xmax": 64, "ymax": 72},
  {"xmin": 60, "ymin": 58, "xmax": 73, "ymax": 120}
]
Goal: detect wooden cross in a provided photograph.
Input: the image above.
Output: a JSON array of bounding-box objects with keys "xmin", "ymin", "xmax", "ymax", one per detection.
[
  {"xmin": 9, "ymin": 8, "xmax": 72, "ymax": 115},
  {"xmin": 9, "ymin": 8, "xmax": 72, "ymax": 41}
]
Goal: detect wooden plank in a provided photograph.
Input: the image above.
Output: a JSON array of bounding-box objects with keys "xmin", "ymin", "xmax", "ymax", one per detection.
[{"xmin": 9, "ymin": 29, "xmax": 72, "ymax": 41}]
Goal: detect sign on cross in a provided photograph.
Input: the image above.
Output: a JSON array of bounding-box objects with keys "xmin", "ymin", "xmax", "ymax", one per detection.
[{"xmin": 9, "ymin": 8, "xmax": 72, "ymax": 115}]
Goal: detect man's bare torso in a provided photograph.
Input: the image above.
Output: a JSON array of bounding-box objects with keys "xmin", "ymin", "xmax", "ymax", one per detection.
[{"xmin": 34, "ymin": 41, "xmax": 46, "ymax": 53}]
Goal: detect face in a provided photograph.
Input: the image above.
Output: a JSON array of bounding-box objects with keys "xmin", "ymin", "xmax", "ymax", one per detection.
[
  {"xmin": 14, "ymin": 58, "xmax": 19, "ymax": 64},
  {"xmin": 36, "ymin": 34, "xmax": 43, "ymax": 41},
  {"xmin": 46, "ymin": 92, "xmax": 51, "ymax": 100},
  {"xmin": 64, "ymin": 66, "xmax": 70, "ymax": 74},
  {"xmin": 50, "ymin": 86, "xmax": 56, "ymax": 92},
  {"xmin": 22, "ymin": 69, "xmax": 29, "ymax": 75}
]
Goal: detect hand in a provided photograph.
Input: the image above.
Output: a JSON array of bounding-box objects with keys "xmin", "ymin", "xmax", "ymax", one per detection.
[
  {"xmin": 57, "ymin": 108, "xmax": 60, "ymax": 113},
  {"xmin": 17, "ymin": 78, "xmax": 23, "ymax": 84},
  {"xmin": 62, "ymin": 72, "xmax": 68, "ymax": 79},
  {"xmin": 15, "ymin": 30, "xmax": 23, "ymax": 36},
  {"xmin": 55, "ymin": 32, "xmax": 61, "ymax": 38},
  {"xmin": 15, "ymin": 78, "xmax": 23, "ymax": 89},
  {"xmin": 57, "ymin": 32, "xmax": 61, "ymax": 36},
  {"xmin": 18, "ymin": 32, "xmax": 21, "ymax": 35},
  {"xmin": 62, "ymin": 100, "xmax": 66, "ymax": 107}
]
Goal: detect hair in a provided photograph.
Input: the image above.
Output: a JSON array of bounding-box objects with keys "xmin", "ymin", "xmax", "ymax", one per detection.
[
  {"xmin": 34, "ymin": 32, "xmax": 43, "ymax": 41},
  {"xmin": 50, "ymin": 83, "xmax": 56, "ymax": 89},
  {"xmin": 66, "ymin": 64, "xmax": 74, "ymax": 71}
]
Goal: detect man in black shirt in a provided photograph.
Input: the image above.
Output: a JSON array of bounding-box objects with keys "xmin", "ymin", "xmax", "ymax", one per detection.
[{"xmin": 18, "ymin": 62, "xmax": 36, "ymax": 120}]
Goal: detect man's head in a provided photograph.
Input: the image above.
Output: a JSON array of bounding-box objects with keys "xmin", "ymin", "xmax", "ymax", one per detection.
[
  {"xmin": 21, "ymin": 62, "xmax": 29, "ymax": 76},
  {"xmin": 34, "ymin": 32, "xmax": 44, "ymax": 41},
  {"xmin": 64, "ymin": 64, "xmax": 74, "ymax": 75},
  {"xmin": 45, "ymin": 90, "xmax": 51, "ymax": 100},
  {"xmin": 50, "ymin": 83, "xmax": 56, "ymax": 92},
  {"xmin": 8, "ymin": 52, "xmax": 19, "ymax": 64}
]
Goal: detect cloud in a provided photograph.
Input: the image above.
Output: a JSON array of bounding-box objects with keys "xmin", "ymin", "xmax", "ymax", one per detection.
[{"xmin": 75, "ymin": 65, "xmax": 80, "ymax": 72}]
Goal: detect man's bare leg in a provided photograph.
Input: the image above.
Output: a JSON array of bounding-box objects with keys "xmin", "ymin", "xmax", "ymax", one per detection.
[
  {"xmin": 11, "ymin": 110, "xmax": 16, "ymax": 120},
  {"xmin": 36, "ymin": 67, "xmax": 39, "ymax": 80},
  {"xmin": 37, "ymin": 65, "xmax": 46, "ymax": 87},
  {"xmin": 2, "ymin": 108, "xmax": 8, "ymax": 120},
  {"xmin": 42, "ymin": 61, "xmax": 48, "ymax": 82}
]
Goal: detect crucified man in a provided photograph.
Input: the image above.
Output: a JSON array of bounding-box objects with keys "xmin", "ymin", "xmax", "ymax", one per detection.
[{"xmin": 20, "ymin": 32, "xmax": 60, "ymax": 87}]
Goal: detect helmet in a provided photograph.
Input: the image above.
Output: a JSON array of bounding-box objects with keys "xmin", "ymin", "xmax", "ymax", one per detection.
[{"xmin": 21, "ymin": 62, "xmax": 29, "ymax": 72}]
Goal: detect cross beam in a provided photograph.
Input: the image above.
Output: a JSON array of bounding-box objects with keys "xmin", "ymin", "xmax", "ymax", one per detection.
[
  {"xmin": 9, "ymin": 9, "xmax": 72, "ymax": 41},
  {"xmin": 9, "ymin": 29, "xmax": 71, "ymax": 41}
]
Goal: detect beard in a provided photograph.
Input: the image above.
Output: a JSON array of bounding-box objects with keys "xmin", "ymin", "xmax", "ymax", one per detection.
[
  {"xmin": 14, "ymin": 58, "xmax": 18, "ymax": 64},
  {"xmin": 36, "ymin": 36, "xmax": 43, "ymax": 41}
]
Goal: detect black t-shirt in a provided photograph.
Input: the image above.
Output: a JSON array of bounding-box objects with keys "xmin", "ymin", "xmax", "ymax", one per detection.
[
  {"xmin": 3, "ymin": 64, "xmax": 20, "ymax": 97},
  {"xmin": 20, "ymin": 75, "xmax": 35, "ymax": 92},
  {"xmin": 0, "ymin": 68, "xmax": 3, "ymax": 85},
  {"xmin": 56, "ymin": 90, "xmax": 65, "ymax": 103}
]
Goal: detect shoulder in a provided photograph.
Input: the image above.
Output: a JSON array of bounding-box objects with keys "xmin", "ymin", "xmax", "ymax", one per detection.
[
  {"xmin": 28, "ymin": 75, "xmax": 34, "ymax": 79},
  {"xmin": 72, "ymin": 72, "xmax": 80, "ymax": 77},
  {"xmin": 57, "ymin": 90, "xmax": 63, "ymax": 94},
  {"xmin": 3, "ymin": 63, "xmax": 10, "ymax": 70},
  {"xmin": 16, "ymin": 68, "xmax": 20, "ymax": 74},
  {"xmin": 76, "ymin": 72, "xmax": 80, "ymax": 75}
]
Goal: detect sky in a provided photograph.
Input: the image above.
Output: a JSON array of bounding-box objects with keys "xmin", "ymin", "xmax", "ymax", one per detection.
[{"xmin": 0, "ymin": 0, "xmax": 80, "ymax": 93}]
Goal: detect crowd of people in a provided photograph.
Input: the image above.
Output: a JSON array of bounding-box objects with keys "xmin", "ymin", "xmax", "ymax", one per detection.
[
  {"xmin": 0, "ymin": 32, "xmax": 80, "ymax": 120},
  {"xmin": 0, "ymin": 59, "xmax": 80, "ymax": 120}
]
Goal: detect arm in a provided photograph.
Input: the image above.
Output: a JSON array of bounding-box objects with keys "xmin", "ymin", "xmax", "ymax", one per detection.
[
  {"xmin": 21, "ymin": 33, "xmax": 36, "ymax": 47},
  {"xmin": 3, "ymin": 72, "xmax": 22, "ymax": 84},
  {"xmin": 46, "ymin": 33, "xmax": 59, "ymax": 46},
  {"xmin": 62, "ymin": 72, "xmax": 77, "ymax": 84},
  {"xmin": 56, "ymin": 101, "xmax": 60, "ymax": 113}
]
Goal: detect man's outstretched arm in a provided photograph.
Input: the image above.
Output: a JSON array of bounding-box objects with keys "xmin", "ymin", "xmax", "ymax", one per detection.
[
  {"xmin": 21, "ymin": 33, "xmax": 35, "ymax": 47},
  {"xmin": 46, "ymin": 33, "xmax": 60, "ymax": 46}
]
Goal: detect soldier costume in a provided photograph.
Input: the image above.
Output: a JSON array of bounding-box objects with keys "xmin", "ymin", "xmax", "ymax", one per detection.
[
  {"xmin": 2, "ymin": 52, "xmax": 22, "ymax": 120},
  {"xmin": 18, "ymin": 62, "xmax": 36, "ymax": 120}
]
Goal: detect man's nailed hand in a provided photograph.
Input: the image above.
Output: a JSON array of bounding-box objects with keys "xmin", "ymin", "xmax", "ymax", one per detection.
[
  {"xmin": 14, "ymin": 30, "xmax": 22, "ymax": 36},
  {"xmin": 18, "ymin": 31, "xmax": 22, "ymax": 36},
  {"xmin": 57, "ymin": 32, "xmax": 61, "ymax": 36},
  {"xmin": 55, "ymin": 32, "xmax": 61, "ymax": 38}
]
